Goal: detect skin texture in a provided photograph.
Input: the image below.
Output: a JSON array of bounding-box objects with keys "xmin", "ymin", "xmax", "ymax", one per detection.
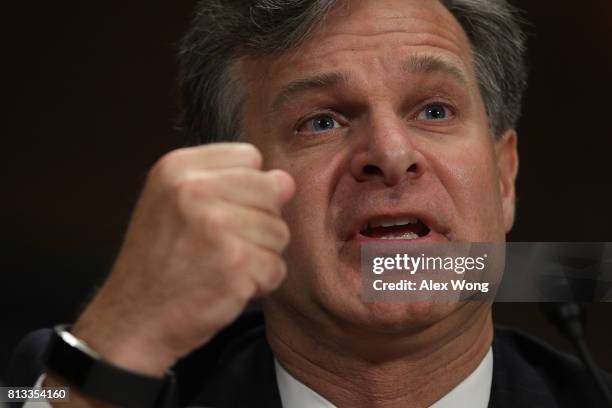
[
  {"xmin": 241, "ymin": 0, "xmax": 518, "ymax": 405},
  {"xmin": 45, "ymin": 143, "xmax": 297, "ymax": 407},
  {"xmin": 45, "ymin": 0, "xmax": 518, "ymax": 406}
]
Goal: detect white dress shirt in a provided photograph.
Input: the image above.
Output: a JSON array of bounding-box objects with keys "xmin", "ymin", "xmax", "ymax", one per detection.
[
  {"xmin": 276, "ymin": 347, "xmax": 493, "ymax": 408},
  {"xmin": 23, "ymin": 374, "xmax": 49, "ymax": 408},
  {"xmin": 26, "ymin": 348, "xmax": 493, "ymax": 407}
]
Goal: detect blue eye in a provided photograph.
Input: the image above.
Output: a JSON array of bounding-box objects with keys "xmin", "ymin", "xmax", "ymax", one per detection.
[
  {"xmin": 418, "ymin": 104, "xmax": 452, "ymax": 121},
  {"xmin": 301, "ymin": 115, "xmax": 340, "ymax": 133}
]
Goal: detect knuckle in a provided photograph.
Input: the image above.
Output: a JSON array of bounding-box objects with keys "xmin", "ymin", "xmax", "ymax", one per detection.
[
  {"xmin": 196, "ymin": 244, "xmax": 255, "ymax": 303},
  {"xmin": 273, "ymin": 257, "xmax": 288, "ymax": 282},
  {"xmin": 174, "ymin": 174, "xmax": 204, "ymax": 201},
  {"xmin": 233, "ymin": 279, "xmax": 257, "ymax": 304},
  {"xmin": 274, "ymin": 220, "xmax": 291, "ymax": 248},
  {"xmin": 172, "ymin": 175, "xmax": 216, "ymax": 219},
  {"xmin": 265, "ymin": 256, "xmax": 287, "ymax": 291},
  {"xmin": 223, "ymin": 242, "xmax": 251, "ymax": 271},
  {"xmin": 198, "ymin": 204, "xmax": 228, "ymax": 236},
  {"xmin": 173, "ymin": 178, "xmax": 198, "ymax": 216},
  {"xmin": 235, "ymin": 143, "xmax": 263, "ymax": 167},
  {"xmin": 150, "ymin": 149, "xmax": 187, "ymax": 184}
]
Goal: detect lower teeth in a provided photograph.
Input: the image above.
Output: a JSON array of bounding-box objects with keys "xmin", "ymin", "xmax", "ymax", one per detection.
[{"xmin": 379, "ymin": 232, "xmax": 419, "ymax": 240}]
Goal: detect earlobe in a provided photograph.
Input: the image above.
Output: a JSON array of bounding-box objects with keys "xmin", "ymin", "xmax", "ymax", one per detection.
[{"xmin": 495, "ymin": 130, "xmax": 519, "ymax": 232}]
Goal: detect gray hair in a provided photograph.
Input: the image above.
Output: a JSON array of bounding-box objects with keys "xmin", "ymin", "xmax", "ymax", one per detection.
[{"xmin": 179, "ymin": 0, "xmax": 527, "ymax": 144}]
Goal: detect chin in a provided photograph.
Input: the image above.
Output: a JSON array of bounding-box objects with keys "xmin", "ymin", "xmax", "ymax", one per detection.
[
  {"xmin": 305, "ymin": 262, "xmax": 455, "ymax": 332},
  {"xmin": 325, "ymin": 287, "xmax": 462, "ymax": 335}
]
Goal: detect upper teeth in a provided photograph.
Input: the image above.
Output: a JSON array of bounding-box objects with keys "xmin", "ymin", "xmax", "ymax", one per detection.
[{"xmin": 368, "ymin": 217, "xmax": 418, "ymax": 229}]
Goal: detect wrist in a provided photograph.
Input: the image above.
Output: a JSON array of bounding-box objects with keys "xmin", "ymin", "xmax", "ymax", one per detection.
[
  {"xmin": 72, "ymin": 314, "xmax": 178, "ymax": 378},
  {"xmin": 44, "ymin": 325, "xmax": 176, "ymax": 408}
]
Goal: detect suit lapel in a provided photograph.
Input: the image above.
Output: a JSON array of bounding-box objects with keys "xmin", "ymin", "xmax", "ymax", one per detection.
[{"xmin": 186, "ymin": 327, "xmax": 283, "ymax": 408}]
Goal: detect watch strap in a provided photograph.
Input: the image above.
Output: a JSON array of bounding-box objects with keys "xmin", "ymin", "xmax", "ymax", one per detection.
[{"xmin": 43, "ymin": 325, "xmax": 176, "ymax": 408}]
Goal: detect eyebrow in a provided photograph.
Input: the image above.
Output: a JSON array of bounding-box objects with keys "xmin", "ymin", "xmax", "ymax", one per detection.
[
  {"xmin": 270, "ymin": 55, "xmax": 469, "ymax": 111},
  {"xmin": 271, "ymin": 71, "xmax": 351, "ymax": 111},
  {"xmin": 402, "ymin": 55, "xmax": 469, "ymax": 86}
]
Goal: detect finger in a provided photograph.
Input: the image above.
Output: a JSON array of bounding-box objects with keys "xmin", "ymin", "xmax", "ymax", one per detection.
[
  {"xmin": 241, "ymin": 245, "xmax": 287, "ymax": 296},
  {"xmin": 154, "ymin": 143, "xmax": 263, "ymax": 180},
  {"xmin": 267, "ymin": 169, "xmax": 296, "ymax": 204},
  {"xmin": 202, "ymin": 202, "xmax": 290, "ymax": 253},
  {"xmin": 192, "ymin": 169, "xmax": 295, "ymax": 214}
]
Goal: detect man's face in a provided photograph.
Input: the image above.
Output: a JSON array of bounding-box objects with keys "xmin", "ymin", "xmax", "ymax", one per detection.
[{"xmin": 241, "ymin": 0, "xmax": 518, "ymax": 330}]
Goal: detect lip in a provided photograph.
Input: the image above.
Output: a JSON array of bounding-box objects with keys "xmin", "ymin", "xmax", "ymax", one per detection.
[
  {"xmin": 345, "ymin": 210, "xmax": 450, "ymax": 243},
  {"xmin": 351, "ymin": 229, "xmax": 449, "ymax": 244}
]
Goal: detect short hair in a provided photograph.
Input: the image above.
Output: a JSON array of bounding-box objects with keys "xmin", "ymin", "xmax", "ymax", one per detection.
[{"xmin": 178, "ymin": 0, "xmax": 527, "ymax": 144}]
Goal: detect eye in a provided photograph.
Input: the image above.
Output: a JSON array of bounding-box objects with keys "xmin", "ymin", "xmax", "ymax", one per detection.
[
  {"xmin": 298, "ymin": 114, "xmax": 341, "ymax": 133},
  {"xmin": 417, "ymin": 104, "xmax": 453, "ymax": 121}
]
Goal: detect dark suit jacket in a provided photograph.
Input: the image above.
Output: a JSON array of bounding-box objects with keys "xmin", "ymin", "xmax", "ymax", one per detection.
[{"xmin": 8, "ymin": 311, "xmax": 612, "ymax": 407}]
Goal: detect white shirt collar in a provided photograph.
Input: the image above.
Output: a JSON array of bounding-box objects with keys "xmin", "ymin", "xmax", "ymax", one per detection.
[{"xmin": 275, "ymin": 347, "xmax": 493, "ymax": 408}]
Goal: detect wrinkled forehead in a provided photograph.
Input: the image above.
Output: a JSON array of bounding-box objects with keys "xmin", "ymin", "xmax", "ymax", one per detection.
[
  {"xmin": 239, "ymin": 0, "xmax": 479, "ymax": 113},
  {"xmin": 304, "ymin": 0, "xmax": 472, "ymax": 59}
]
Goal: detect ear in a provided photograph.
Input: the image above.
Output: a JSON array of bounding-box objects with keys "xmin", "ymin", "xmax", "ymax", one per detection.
[{"xmin": 495, "ymin": 130, "xmax": 519, "ymax": 233}]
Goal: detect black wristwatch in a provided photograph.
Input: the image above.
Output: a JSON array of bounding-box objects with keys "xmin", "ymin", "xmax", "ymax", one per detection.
[{"xmin": 43, "ymin": 325, "xmax": 177, "ymax": 408}]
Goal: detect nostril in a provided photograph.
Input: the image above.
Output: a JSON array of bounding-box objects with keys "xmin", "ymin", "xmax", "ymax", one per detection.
[
  {"xmin": 407, "ymin": 164, "xmax": 418, "ymax": 173},
  {"xmin": 363, "ymin": 164, "xmax": 383, "ymax": 176}
]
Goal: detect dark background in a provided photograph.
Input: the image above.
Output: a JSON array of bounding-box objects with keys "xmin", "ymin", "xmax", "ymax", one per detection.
[{"xmin": 1, "ymin": 1, "xmax": 611, "ymax": 382}]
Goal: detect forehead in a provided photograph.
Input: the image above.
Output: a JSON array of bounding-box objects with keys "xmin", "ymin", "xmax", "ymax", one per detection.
[{"xmin": 241, "ymin": 0, "xmax": 477, "ymax": 98}]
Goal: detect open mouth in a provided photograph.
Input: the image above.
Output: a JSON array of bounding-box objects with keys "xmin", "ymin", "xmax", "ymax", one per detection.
[{"xmin": 359, "ymin": 216, "xmax": 431, "ymax": 241}]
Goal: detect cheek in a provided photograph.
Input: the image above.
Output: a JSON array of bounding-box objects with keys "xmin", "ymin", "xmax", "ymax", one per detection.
[
  {"xmin": 283, "ymin": 161, "xmax": 341, "ymax": 239},
  {"xmin": 272, "ymin": 153, "xmax": 349, "ymax": 298},
  {"xmin": 267, "ymin": 142, "xmax": 350, "ymax": 236},
  {"xmin": 283, "ymin": 170, "xmax": 327, "ymax": 236},
  {"xmin": 434, "ymin": 142, "xmax": 504, "ymax": 238}
]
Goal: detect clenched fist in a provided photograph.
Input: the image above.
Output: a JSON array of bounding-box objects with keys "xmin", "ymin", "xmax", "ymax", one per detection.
[{"xmin": 70, "ymin": 143, "xmax": 295, "ymax": 377}]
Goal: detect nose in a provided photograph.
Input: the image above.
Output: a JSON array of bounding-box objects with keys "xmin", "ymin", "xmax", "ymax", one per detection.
[{"xmin": 350, "ymin": 117, "xmax": 426, "ymax": 186}]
